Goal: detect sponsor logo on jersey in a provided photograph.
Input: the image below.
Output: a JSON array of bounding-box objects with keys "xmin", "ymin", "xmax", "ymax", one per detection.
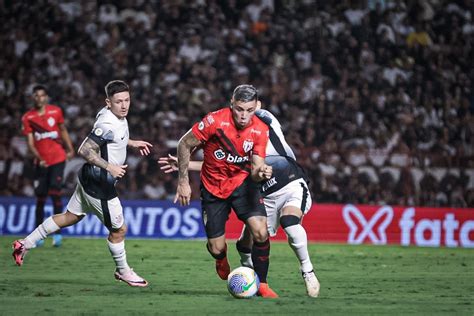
[
  {"xmin": 220, "ymin": 122, "xmax": 230, "ymax": 127},
  {"xmin": 262, "ymin": 177, "xmax": 277, "ymax": 192},
  {"xmin": 214, "ymin": 149, "xmax": 250, "ymax": 164},
  {"xmin": 243, "ymin": 140, "xmax": 253, "ymax": 153},
  {"xmin": 250, "ymin": 128, "xmax": 262, "ymax": 135},
  {"xmin": 34, "ymin": 131, "xmax": 59, "ymax": 141},
  {"xmin": 47, "ymin": 117, "xmax": 56, "ymax": 127},
  {"xmin": 206, "ymin": 115, "xmax": 215, "ymax": 125},
  {"xmin": 198, "ymin": 121, "xmax": 205, "ymax": 130}
]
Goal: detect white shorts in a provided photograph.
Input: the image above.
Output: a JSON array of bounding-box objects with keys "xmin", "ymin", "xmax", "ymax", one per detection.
[
  {"xmin": 66, "ymin": 182, "xmax": 124, "ymax": 230},
  {"xmin": 264, "ymin": 179, "xmax": 312, "ymax": 237}
]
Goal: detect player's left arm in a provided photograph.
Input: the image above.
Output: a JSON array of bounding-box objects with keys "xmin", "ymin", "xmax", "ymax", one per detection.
[
  {"xmin": 251, "ymin": 154, "xmax": 272, "ymax": 182},
  {"xmin": 58, "ymin": 122, "xmax": 75, "ymax": 160},
  {"xmin": 128, "ymin": 139, "xmax": 153, "ymax": 156}
]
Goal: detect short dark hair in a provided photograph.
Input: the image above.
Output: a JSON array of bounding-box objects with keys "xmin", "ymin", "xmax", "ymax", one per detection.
[
  {"xmin": 105, "ymin": 80, "xmax": 129, "ymax": 98},
  {"xmin": 232, "ymin": 84, "xmax": 258, "ymax": 102},
  {"xmin": 32, "ymin": 85, "xmax": 48, "ymax": 95}
]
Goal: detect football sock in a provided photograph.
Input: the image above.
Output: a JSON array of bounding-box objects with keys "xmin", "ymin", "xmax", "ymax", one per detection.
[
  {"xmin": 236, "ymin": 240, "xmax": 253, "ymax": 268},
  {"xmin": 35, "ymin": 196, "xmax": 47, "ymax": 227},
  {"xmin": 281, "ymin": 215, "xmax": 314, "ymax": 273},
  {"xmin": 51, "ymin": 193, "xmax": 63, "ymax": 233},
  {"xmin": 207, "ymin": 243, "xmax": 227, "ymax": 259},
  {"xmin": 24, "ymin": 216, "xmax": 60, "ymax": 249},
  {"xmin": 108, "ymin": 240, "xmax": 130, "ymax": 274},
  {"xmin": 252, "ymin": 239, "xmax": 270, "ymax": 283}
]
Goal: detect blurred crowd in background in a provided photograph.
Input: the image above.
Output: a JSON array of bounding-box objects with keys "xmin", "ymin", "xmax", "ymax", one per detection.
[{"xmin": 1, "ymin": 0, "xmax": 473, "ymax": 207}]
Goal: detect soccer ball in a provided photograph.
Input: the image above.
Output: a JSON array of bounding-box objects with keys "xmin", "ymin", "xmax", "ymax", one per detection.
[{"xmin": 227, "ymin": 267, "xmax": 260, "ymax": 298}]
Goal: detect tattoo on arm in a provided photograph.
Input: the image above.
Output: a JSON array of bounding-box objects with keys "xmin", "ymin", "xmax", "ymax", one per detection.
[
  {"xmin": 177, "ymin": 130, "xmax": 201, "ymax": 182},
  {"xmin": 78, "ymin": 138, "xmax": 109, "ymax": 170}
]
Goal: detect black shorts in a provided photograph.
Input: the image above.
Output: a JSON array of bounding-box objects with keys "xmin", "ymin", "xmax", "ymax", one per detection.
[
  {"xmin": 34, "ymin": 161, "xmax": 65, "ymax": 196},
  {"xmin": 200, "ymin": 176, "xmax": 266, "ymax": 239}
]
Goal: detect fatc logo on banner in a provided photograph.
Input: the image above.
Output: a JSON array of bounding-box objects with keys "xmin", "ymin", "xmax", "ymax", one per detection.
[{"xmin": 340, "ymin": 204, "xmax": 474, "ymax": 248}]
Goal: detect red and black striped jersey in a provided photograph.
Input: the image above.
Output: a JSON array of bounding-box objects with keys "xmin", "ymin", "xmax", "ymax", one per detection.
[
  {"xmin": 192, "ymin": 107, "xmax": 269, "ymax": 199},
  {"xmin": 21, "ymin": 104, "xmax": 66, "ymax": 166}
]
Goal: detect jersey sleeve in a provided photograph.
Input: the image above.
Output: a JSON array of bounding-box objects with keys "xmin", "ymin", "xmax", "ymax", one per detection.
[
  {"xmin": 21, "ymin": 114, "xmax": 32, "ymax": 135},
  {"xmin": 191, "ymin": 112, "xmax": 217, "ymax": 142},
  {"xmin": 252, "ymin": 127, "xmax": 269, "ymax": 158},
  {"xmin": 56, "ymin": 106, "xmax": 65, "ymax": 124},
  {"xmin": 88, "ymin": 122, "xmax": 115, "ymax": 146}
]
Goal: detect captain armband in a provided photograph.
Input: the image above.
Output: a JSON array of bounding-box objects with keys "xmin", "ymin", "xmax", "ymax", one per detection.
[{"xmin": 88, "ymin": 126, "xmax": 114, "ymax": 146}]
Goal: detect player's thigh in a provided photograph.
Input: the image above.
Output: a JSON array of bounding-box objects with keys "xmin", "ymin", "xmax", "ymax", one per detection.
[
  {"xmin": 66, "ymin": 183, "xmax": 124, "ymax": 230},
  {"xmin": 263, "ymin": 197, "xmax": 280, "ymax": 237},
  {"xmin": 280, "ymin": 179, "xmax": 313, "ymax": 216},
  {"xmin": 201, "ymin": 185, "xmax": 231, "ymax": 239},
  {"xmin": 231, "ymin": 177, "xmax": 266, "ymax": 222},
  {"xmin": 47, "ymin": 161, "xmax": 65, "ymax": 191}
]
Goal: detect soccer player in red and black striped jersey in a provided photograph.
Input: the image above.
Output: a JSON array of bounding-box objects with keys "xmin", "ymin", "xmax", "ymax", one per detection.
[
  {"xmin": 21, "ymin": 85, "xmax": 74, "ymax": 247},
  {"xmin": 174, "ymin": 84, "xmax": 278, "ymax": 298}
]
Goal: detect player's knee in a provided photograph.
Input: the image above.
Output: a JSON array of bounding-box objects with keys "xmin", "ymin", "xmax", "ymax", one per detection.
[
  {"xmin": 280, "ymin": 215, "xmax": 300, "ymax": 229},
  {"xmin": 251, "ymin": 227, "xmax": 268, "ymax": 243}
]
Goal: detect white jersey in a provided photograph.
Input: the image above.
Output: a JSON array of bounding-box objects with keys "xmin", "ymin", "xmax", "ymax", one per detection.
[
  {"xmin": 78, "ymin": 106, "xmax": 129, "ymax": 200},
  {"xmin": 256, "ymin": 109, "xmax": 306, "ymax": 196},
  {"xmin": 92, "ymin": 106, "xmax": 129, "ymax": 165},
  {"xmin": 256, "ymin": 109, "xmax": 296, "ymax": 159}
]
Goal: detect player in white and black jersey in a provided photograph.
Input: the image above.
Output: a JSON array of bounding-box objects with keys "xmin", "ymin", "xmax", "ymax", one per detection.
[
  {"xmin": 158, "ymin": 104, "xmax": 320, "ymax": 297},
  {"xmin": 13, "ymin": 80, "xmax": 152, "ymax": 287}
]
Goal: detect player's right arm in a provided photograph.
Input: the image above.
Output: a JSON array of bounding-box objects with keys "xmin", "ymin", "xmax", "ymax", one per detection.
[
  {"xmin": 25, "ymin": 133, "xmax": 47, "ymax": 167},
  {"xmin": 158, "ymin": 154, "xmax": 203, "ymax": 173},
  {"xmin": 78, "ymin": 137, "xmax": 127, "ymax": 179},
  {"xmin": 174, "ymin": 129, "xmax": 201, "ymax": 206}
]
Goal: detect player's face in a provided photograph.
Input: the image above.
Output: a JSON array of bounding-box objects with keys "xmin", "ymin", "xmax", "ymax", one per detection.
[
  {"xmin": 107, "ymin": 91, "xmax": 130, "ymax": 119},
  {"xmin": 33, "ymin": 89, "xmax": 48, "ymax": 108},
  {"xmin": 231, "ymin": 99, "xmax": 257, "ymax": 129}
]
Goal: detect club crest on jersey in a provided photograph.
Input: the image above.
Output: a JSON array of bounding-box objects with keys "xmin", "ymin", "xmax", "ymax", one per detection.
[
  {"xmin": 47, "ymin": 117, "xmax": 55, "ymax": 127},
  {"xmin": 243, "ymin": 140, "xmax": 254, "ymax": 153},
  {"xmin": 198, "ymin": 121, "xmax": 205, "ymax": 130},
  {"xmin": 94, "ymin": 127, "xmax": 103, "ymax": 136}
]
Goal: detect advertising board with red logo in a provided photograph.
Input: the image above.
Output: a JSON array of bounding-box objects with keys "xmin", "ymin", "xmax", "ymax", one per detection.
[{"xmin": 225, "ymin": 204, "xmax": 474, "ymax": 248}]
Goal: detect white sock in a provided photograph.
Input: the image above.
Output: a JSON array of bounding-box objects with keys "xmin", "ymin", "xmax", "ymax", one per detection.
[
  {"xmin": 24, "ymin": 217, "xmax": 60, "ymax": 249},
  {"xmin": 107, "ymin": 240, "xmax": 130, "ymax": 274},
  {"xmin": 238, "ymin": 251, "xmax": 253, "ymax": 268},
  {"xmin": 284, "ymin": 224, "xmax": 314, "ymax": 273}
]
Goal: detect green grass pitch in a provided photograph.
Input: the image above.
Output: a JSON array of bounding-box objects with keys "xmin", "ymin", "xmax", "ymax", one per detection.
[{"xmin": 1, "ymin": 236, "xmax": 473, "ymax": 315}]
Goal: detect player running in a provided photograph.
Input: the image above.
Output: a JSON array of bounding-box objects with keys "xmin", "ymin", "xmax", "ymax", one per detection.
[
  {"xmin": 13, "ymin": 80, "xmax": 152, "ymax": 287},
  {"xmin": 159, "ymin": 105, "xmax": 320, "ymax": 297},
  {"xmin": 173, "ymin": 84, "xmax": 278, "ymax": 298}
]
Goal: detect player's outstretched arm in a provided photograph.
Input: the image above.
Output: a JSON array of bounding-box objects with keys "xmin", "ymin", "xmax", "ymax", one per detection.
[
  {"xmin": 158, "ymin": 154, "xmax": 203, "ymax": 173},
  {"xmin": 250, "ymin": 155, "xmax": 272, "ymax": 182},
  {"xmin": 128, "ymin": 139, "xmax": 153, "ymax": 156},
  {"xmin": 78, "ymin": 137, "xmax": 127, "ymax": 179},
  {"xmin": 174, "ymin": 129, "xmax": 201, "ymax": 206}
]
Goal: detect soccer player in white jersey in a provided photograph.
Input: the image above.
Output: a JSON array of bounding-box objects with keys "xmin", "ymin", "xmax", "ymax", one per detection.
[
  {"xmin": 158, "ymin": 103, "xmax": 320, "ymax": 297},
  {"xmin": 12, "ymin": 80, "xmax": 152, "ymax": 287}
]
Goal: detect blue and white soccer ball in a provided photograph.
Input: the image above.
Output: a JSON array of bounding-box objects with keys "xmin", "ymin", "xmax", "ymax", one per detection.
[{"xmin": 227, "ymin": 266, "xmax": 260, "ymax": 298}]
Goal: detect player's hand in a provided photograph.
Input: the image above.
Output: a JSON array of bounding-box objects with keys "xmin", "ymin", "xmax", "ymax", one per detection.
[
  {"xmin": 129, "ymin": 140, "xmax": 153, "ymax": 156},
  {"xmin": 106, "ymin": 164, "xmax": 128, "ymax": 178},
  {"xmin": 66, "ymin": 150, "xmax": 75, "ymax": 160},
  {"xmin": 37, "ymin": 159, "xmax": 48, "ymax": 168},
  {"xmin": 174, "ymin": 180, "xmax": 192, "ymax": 206},
  {"xmin": 257, "ymin": 164, "xmax": 272, "ymax": 180},
  {"xmin": 158, "ymin": 154, "xmax": 178, "ymax": 173}
]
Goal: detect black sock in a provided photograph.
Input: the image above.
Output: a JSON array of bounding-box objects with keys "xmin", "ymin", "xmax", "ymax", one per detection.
[
  {"xmin": 35, "ymin": 196, "xmax": 47, "ymax": 227},
  {"xmin": 252, "ymin": 239, "xmax": 270, "ymax": 283},
  {"xmin": 236, "ymin": 240, "xmax": 251, "ymax": 254},
  {"xmin": 51, "ymin": 194, "xmax": 62, "ymax": 233},
  {"xmin": 207, "ymin": 243, "xmax": 226, "ymax": 260}
]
